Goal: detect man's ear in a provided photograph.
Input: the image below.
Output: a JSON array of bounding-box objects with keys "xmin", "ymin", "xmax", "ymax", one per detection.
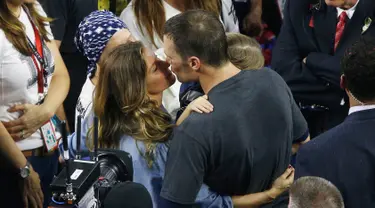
[
  {"xmin": 340, "ymin": 74, "xmax": 346, "ymax": 90},
  {"xmin": 188, "ymin": 56, "xmax": 201, "ymax": 72}
]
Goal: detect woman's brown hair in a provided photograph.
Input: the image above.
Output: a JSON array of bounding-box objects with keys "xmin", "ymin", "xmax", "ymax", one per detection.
[
  {"xmin": 227, "ymin": 33, "xmax": 264, "ymax": 70},
  {"xmin": 91, "ymin": 41, "xmax": 173, "ymax": 166},
  {"xmin": 133, "ymin": 0, "xmax": 221, "ymax": 48},
  {"xmin": 0, "ymin": 1, "xmax": 51, "ymax": 56}
]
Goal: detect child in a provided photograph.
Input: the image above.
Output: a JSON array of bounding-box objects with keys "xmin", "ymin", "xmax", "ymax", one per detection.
[{"xmin": 177, "ymin": 33, "xmax": 265, "ymax": 125}]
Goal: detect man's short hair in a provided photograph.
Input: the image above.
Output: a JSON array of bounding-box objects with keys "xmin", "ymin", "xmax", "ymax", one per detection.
[
  {"xmin": 341, "ymin": 36, "xmax": 375, "ymax": 102},
  {"xmin": 164, "ymin": 9, "xmax": 228, "ymax": 67},
  {"xmin": 289, "ymin": 176, "xmax": 344, "ymax": 208}
]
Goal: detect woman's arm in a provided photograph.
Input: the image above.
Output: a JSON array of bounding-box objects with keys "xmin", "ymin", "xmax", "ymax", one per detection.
[
  {"xmin": 0, "ymin": 122, "xmax": 28, "ymax": 168},
  {"xmin": 0, "ymin": 122, "xmax": 44, "ymax": 208},
  {"xmin": 42, "ymin": 41, "xmax": 70, "ymax": 117},
  {"xmin": 176, "ymin": 95, "xmax": 213, "ymax": 125},
  {"xmin": 232, "ymin": 167, "xmax": 294, "ymax": 207}
]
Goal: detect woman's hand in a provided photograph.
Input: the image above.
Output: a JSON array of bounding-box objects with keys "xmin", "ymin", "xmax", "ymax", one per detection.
[
  {"xmin": 267, "ymin": 166, "xmax": 295, "ymax": 199},
  {"xmin": 20, "ymin": 167, "xmax": 44, "ymax": 208},
  {"xmin": 187, "ymin": 95, "xmax": 214, "ymax": 114},
  {"xmin": 3, "ymin": 104, "xmax": 53, "ymax": 141}
]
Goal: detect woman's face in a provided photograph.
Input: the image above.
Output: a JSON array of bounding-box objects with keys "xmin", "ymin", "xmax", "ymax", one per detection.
[{"xmin": 144, "ymin": 48, "xmax": 176, "ymax": 95}]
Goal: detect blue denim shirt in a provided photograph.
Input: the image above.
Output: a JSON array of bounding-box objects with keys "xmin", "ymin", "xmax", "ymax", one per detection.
[{"xmin": 63, "ymin": 109, "xmax": 233, "ymax": 208}]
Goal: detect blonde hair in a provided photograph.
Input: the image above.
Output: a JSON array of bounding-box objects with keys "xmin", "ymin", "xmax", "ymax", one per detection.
[
  {"xmin": 89, "ymin": 42, "xmax": 173, "ymax": 167},
  {"xmin": 227, "ymin": 33, "xmax": 264, "ymax": 70}
]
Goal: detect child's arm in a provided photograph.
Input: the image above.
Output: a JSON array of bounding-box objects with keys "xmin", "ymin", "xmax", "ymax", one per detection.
[
  {"xmin": 232, "ymin": 166, "xmax": 295, "ymax": 207},
  {"xmin": 176, "ymin": 95, "xmax": 214, "ymax": 126}
]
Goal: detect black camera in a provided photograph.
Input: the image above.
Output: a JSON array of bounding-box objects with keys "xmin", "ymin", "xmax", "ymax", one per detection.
[{"xmin": 49, "ymin": 117, "xmax": 133, "ymax": 208}]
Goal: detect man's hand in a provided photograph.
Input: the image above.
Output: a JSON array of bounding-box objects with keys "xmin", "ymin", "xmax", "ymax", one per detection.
[
  {"xmin": 243, "ymin": 12, "xmax": 263, "ymax": 37},
  {"xmin": 20, "ymin": 167, "xmax": 44, "ymax": 208},
  {"xmin": 3, "ymin": 104, "xmax": 53, "ymax": 141},
  {"xmin": 303, "ymin": 57, "xmax": 307, "ymax": 64}
]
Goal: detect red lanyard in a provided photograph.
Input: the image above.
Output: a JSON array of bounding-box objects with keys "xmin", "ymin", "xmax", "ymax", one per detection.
[{"xmin": 27, "ymin": 16, "xmax": 45, "ymax": 95}]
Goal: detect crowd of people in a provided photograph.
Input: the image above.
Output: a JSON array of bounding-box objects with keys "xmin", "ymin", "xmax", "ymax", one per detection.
[{"xmin": 0, "ymin": 0, "xmax": 374, "ymax": 208}]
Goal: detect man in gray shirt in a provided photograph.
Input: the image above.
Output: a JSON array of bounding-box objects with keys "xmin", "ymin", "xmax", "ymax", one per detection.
[{"xmin": 161, "ymin": 10, "xmax": 309, "ymax": 208}]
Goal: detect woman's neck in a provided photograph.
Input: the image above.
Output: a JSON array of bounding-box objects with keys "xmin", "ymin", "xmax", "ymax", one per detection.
[
  {"xmin": 7, "ymin": 2, "xmax": 22, "ymax": 18},
  {"xmin": 148, "ymin": 93, "xmax": 163, "ymax": 107},
  {"xmin": 164, "ymin": 0, "xmax": 186, "ymax": 12}
]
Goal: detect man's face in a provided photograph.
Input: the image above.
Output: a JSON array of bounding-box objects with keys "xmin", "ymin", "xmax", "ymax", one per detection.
[
  {"xmin": 325, "ymin": 0, "xmax": 352, "ymax": 8},
  {"xmin": 163, "ymin": 35, "xmax": 199, "ymax": 83}
]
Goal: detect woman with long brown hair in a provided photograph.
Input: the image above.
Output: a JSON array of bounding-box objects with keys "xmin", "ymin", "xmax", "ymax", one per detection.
[{"xmin": 0, "ymin": 0, "xmax": 69, "ymax": 207}]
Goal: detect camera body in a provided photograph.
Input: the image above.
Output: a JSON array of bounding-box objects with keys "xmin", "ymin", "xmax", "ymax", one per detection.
[{"xmin": 49, "ymin": 149, "xmax": 133, "ymax": 208}]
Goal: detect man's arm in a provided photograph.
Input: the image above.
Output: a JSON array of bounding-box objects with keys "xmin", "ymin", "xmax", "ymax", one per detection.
[
  {"xmin": 271, "ymin": 0, "xmax": 331, "ymax": 99},
  {"xmin": 305, "ymin": 53, "xmax": 342, "ymax": 88},
  {"xmin": 243, "ymin": 0, "xmax": 263, "ymax": 37}
]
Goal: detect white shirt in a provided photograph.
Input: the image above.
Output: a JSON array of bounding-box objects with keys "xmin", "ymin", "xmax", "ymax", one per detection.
[
  {"xmin": 0, "ymin": 3, "xmax": 54, "ymax": 151},
  {"xmin": 120, "ymin": 0, "xmax": 239, "ymax": 119},
  {"xmin": 75, "ymin": 76, "xmax": 95, "ymax": 130},
  {"xmin": 349, "ymin": 105, "xmax": 375, "ymax": 115},
  {"xmin": 337, "ymin": 0, "xmax": 360, "ymax": 19}
]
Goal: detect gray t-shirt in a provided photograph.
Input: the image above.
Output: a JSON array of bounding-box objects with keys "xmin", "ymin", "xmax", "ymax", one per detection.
[{"xmin": 161, "ymin": 69, "xmax": 308, "ymax": 205}]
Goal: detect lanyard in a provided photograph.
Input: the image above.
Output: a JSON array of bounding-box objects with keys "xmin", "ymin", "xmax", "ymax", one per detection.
[{"xmin": 24, "ymin": 6, "xmax": 47, "ymax": 99}]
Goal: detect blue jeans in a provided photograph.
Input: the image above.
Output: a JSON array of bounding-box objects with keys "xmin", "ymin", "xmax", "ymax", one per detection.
[{"xmin": 28, "ymin": 151, "xmax": 59, "ymax": 208}]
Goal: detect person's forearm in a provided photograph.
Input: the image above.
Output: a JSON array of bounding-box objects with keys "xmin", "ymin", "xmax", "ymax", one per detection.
[
  {"xmin": 251, "ymin": 0, "xmax": 262, "ymax": 16},
  {"xmin": 55, "ymin": 105, "xmax": 70, "ymax": 133},
  {"xmin": 0, "ymin": 122, "xmax": 27, "ymax": 169},
  {"xmin": 292, "ymin": 135, "xmax": 310, "ymax": 155},
  {"xmin": 42, "ymin": 41, "xmax": 70, "ymax": 118},
  {"xmin": 55, "ymin": 40, "xmax": 62, "ymax": 49},
  {"xmin": 232, "ymin": 188, "xmax": 280, "ymax": 207}
]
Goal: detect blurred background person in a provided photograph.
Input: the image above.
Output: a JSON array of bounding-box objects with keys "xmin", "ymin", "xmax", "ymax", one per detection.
[
  {"xmin": 232, "ymin": 0, "xmax": 282, "ymax": 66},
  {"xmin": 120, "ymin": 0, "xmax": 239, "ymax": 120},
  {"xmin": 0, "ymin": 122, "xmax": 43, "ymax": 208},
  {"xmin": 289, "ymin": 177, "xmax": 344, "ymax": 208},
  {"xmin": 0, "ymin": 0, "xmax": 70, "ymax": 207},
  {"xmin": 272, "ymin": 0, "xmax": 375, "ymax": 137},
  {"xmin": 295, "ymin": 36, "xmax": 375, "ymax": 208},
  {"xmin": 120, "ymin": 0, "xmax": 239, "ymax": 51}
]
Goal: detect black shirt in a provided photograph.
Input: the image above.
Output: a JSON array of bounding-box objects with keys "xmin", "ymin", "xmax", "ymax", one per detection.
[
  {"xmin": 39, "ymin": 0, "xmax": 98, "ymax": 53},
  {"xmin": 161, "ymin": 69, "xmax": 307, "ymax": 204}
]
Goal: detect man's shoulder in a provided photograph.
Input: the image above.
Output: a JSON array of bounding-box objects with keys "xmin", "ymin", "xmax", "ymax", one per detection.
[{"xmin": 299, "ymin": 122, "xmax": 349, "ymax": 157}]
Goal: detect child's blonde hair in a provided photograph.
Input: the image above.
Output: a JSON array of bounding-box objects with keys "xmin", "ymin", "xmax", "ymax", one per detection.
[{"xmin": 227, "ymin": 33, "xmax": 264, "ymax": 70}]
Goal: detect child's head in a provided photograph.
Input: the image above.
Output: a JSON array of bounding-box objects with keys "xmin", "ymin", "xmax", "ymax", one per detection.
[{"xmin": 227, "ymin": 33, "xmax": 264, "ymax": 70}]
